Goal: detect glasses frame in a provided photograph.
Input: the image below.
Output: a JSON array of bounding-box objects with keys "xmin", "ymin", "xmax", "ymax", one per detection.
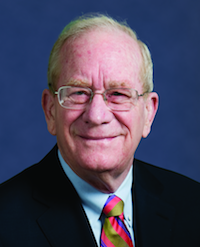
[{"xmin": 50, "ymin": 85, "xmax": 149, "ymax": 111}]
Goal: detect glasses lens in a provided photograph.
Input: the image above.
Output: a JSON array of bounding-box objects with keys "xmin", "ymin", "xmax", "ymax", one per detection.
[
  {"xmin": 59, "ymin": 87, "xmax": 91, "ymax": 109},
  {"xmin": 105, "ymin": 88, "xmax": 137, "ymax": 111}
]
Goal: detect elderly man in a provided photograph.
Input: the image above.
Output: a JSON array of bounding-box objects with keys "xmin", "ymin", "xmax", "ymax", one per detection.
[{"xmin": 0, "ymin": 14, "xmax": 200, "ymax": 247}]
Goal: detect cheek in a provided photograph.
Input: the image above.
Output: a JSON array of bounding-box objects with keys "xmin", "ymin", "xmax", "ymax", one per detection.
[
  {"xmin": 55, "ymin": 108, "xmax": 82, "ymax": 137},
  {"xmin": 114, "ymin": 108, "xmax": 145, "ymax": 140}
]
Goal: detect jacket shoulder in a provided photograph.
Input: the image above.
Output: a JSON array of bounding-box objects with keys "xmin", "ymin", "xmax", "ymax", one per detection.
[
  {"xmin": 0, "ymin": 146, "xmax": 58, "ymax": 203},
  {"xmin": 134, "ymin": 158, "xmax": 200, "ymax": 202}
]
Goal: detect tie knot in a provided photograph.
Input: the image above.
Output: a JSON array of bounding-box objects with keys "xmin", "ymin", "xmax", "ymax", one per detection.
[{"xmin": 103, "ymin": 195, "xmax": 124, "ymax": 217}]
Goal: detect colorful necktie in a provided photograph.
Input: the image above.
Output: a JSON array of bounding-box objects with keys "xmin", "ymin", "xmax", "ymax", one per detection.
[{"xmin": 100, "ymin": 195, "xmax": 134, "ymax": 247}]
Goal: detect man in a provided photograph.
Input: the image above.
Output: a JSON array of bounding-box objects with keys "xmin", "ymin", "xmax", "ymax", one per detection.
[{"xmin": 0, "ymin": 14, "xmax": 200, "ymax": 247}]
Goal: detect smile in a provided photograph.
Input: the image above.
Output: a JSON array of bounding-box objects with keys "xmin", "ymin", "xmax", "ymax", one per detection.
[{"xmin": 79, "ymin": 135, "xmax": 117, "ymax": 141}]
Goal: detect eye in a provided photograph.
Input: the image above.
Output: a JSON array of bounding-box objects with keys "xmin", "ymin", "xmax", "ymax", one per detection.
[
  {"xmin": 67, "ymin": 88, "xmax": 91, "ymax": 103},
  {"xmin": 72, "ymin": 89, "xmax": 90, "ymax": 95},
  {"xmin": 111, "ymin": 91, "xmax": 128, "ymax": 97},
  {"xmin": 68, "ymin": 88, "xmax": 89, "ymax": 96},
  {"xmin": 106, "ymin": 89, "xmax": 132, "ymax": 104},
  {"xmin": 74, "ymin": 91, "xmax": 86, "ymax": 95}
]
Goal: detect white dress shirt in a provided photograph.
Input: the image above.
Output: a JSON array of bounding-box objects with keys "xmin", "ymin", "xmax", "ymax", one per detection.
[{"xmin": 58, "ymin": 150, "xmax": 134, "ymax": 246}]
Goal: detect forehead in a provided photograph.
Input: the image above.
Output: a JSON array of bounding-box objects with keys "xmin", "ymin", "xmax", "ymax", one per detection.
[{"xmin": 58, "ymin": 28, "xmax": 143, "ymax": 89}]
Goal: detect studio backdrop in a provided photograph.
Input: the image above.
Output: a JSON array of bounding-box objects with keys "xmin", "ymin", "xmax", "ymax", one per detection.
[{"xmin": 0, "ymin": 0, "xmax": 200, "ymax": 183}]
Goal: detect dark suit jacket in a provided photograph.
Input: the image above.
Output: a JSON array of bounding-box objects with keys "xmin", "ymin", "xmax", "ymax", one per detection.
[{"xmin": 0, "ymin": 145, "xmax": 200, "ymax": 247}]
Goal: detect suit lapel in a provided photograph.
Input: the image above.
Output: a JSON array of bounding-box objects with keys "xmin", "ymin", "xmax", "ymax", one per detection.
[
  {"xmin": 133, "ymin": 159, "xmax": 175, "ymax": 247},
  {"xmin": 36, "ymin": 198, "xmax": 97, "ymax": 247},
  {"xmin": 32, "ymin": 146, "xmax": 97, "ymax": 247}
]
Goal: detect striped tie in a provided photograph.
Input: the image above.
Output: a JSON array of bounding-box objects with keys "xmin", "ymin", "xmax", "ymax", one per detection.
[{"xmin": 100, "ymin": 195, "xmax": 134, "ymax": 247}]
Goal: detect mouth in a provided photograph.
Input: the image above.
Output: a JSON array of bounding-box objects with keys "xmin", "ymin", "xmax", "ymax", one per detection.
[
  {"xmin": 79, "ymin": 135, "xmax": 117, "ymax": 141},
  {"xmin": 76, "ymin": 134, "xmax": 122, "ymax": 147}
]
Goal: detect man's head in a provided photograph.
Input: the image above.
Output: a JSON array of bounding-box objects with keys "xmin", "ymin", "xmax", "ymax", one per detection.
[{"xmin": 42, "ymin": 14, "xmax": 158, "ymax": 193}]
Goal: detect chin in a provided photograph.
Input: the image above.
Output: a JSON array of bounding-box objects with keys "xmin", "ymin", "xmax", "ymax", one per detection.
[{"xmin": 76, "ymin": 152, "xmax": 123, "ymax": 172}]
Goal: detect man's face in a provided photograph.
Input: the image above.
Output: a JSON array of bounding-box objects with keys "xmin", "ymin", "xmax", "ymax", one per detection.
[{"xmin": 43, "ymin": 29, "xmax": 158, "ymax": 191}]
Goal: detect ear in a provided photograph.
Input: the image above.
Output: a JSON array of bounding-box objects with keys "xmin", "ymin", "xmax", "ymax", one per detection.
[
  {"xmin": 142, "ymin": 92, "xmax": 159, "ymax": 138},
  {"xmin": 41, "ymin": 89, "xmax": 57, "ymax": 136}
]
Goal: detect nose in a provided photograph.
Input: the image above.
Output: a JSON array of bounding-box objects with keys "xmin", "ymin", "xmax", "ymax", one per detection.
[{"xmin": 82, "ymin": 93, "xmax": 113, "ymax": 126}]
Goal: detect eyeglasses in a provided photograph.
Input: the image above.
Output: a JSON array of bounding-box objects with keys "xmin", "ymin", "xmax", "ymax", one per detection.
[{"xmin": 51, "ymin": 86, "xmax": 148, "ymax": 111}]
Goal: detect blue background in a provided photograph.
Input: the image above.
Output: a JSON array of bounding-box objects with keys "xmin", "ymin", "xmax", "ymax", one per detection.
[{"xmin": 0, "ymin": 0, "xmax": 200, "ymax": 183}]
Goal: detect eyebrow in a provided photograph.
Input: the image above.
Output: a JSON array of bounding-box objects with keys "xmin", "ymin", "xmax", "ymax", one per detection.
[
  {"xmin": 66, "ymin": 79, "xmax": 91, "ymax": 87},
  {"xmin": 108, "ymin": 81, "xmax": 130, "ymax": 88}
]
